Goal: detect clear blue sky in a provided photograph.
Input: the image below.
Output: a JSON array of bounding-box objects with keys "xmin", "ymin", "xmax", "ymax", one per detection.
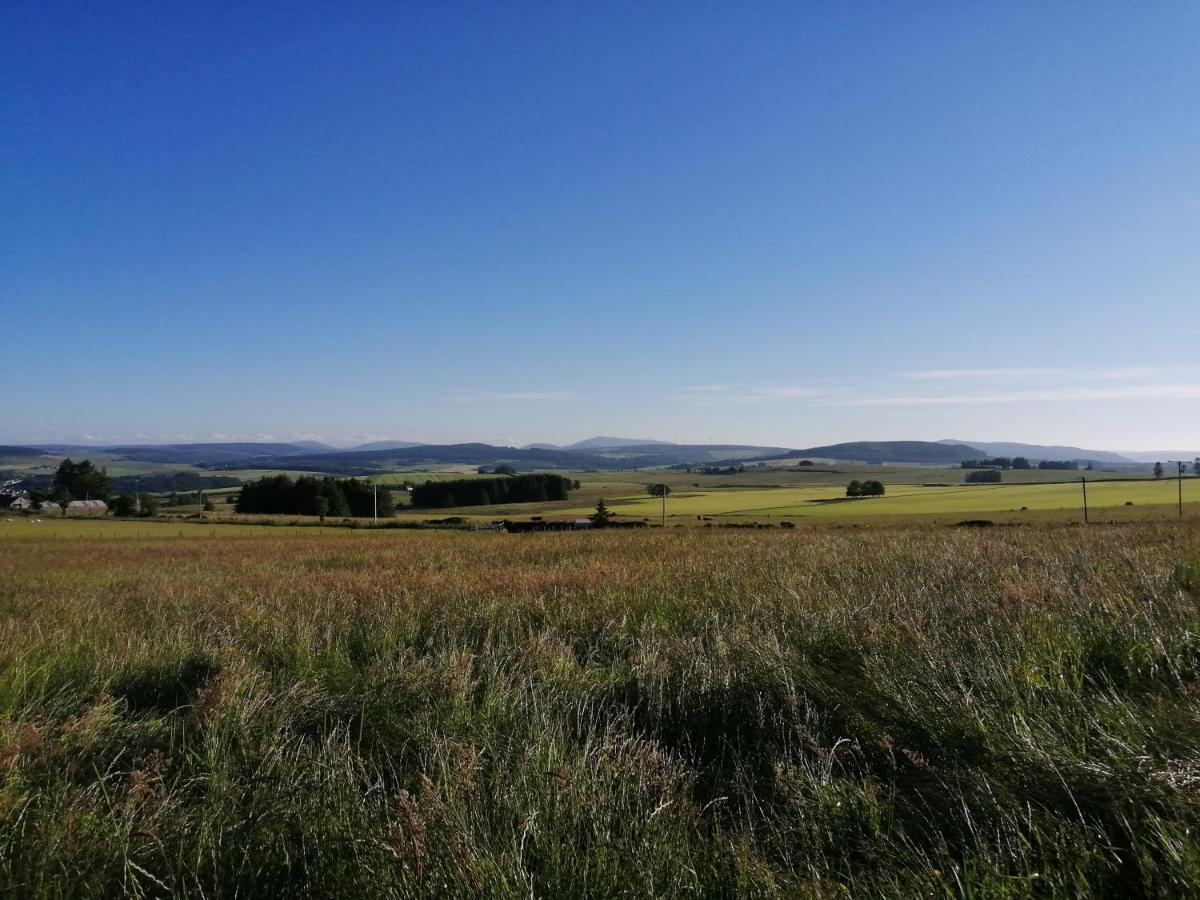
[{"xmin": 4, "ymin": 2, "xmax": 1198, "ymax": 450}]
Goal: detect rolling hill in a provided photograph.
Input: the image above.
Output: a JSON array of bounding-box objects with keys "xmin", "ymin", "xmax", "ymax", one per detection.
[
  {"xmin": 766, "ymin": 441, "xmax": 982, "ymax": 465},
  {"xmin": 346, "ymin": 441, "xmax": 426, "ymax": 452},
  {"xmin": 940, "ymin": 440, "xmax": 1133, "ymax": 464},
  {"xmin": 104, "ymin": 443, "xmax": 332, "ymax": 465}
]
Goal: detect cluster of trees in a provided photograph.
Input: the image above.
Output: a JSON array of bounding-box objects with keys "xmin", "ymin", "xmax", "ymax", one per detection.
[
  {"xmin": 235, "ymin": 475, "xmax": 394, "ymax": 518},
  {"xmin": 477, "ymin": 464, "xmax": 518, "ymax": 475},
  {"xmin": 1037, "ymin": 460, "xmax": 1079, "ymax": 470},
  {"xmin": 53, "ymin": 459, "xmax": 112, "ymax": 502},
  {"xmin": 961, "ymin": 457, "xmax": 1031, "ymax": 470},
  {"xmin": 110, "ymin": 495, "xmax": 160, "ymax": 517},
  {"xmin": 846, "ymin": 480, "xmax": 885, "ymax": 498},
  {"xmin": 646, "ymin": 484, "xmax": 671, "ymax": 497},
  {"xmin": 965, "ymin": 469, "xmax": 1003, "ymax": 484},
  {"xmin": 693, "ymin": 465, "xmax": 746, "ymax": 475},
  {"xmin": 410, "ymin": 473, "xmax": 573, "ymax": 508}
]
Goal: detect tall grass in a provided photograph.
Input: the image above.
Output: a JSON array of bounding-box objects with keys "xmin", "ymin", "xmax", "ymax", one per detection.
[{"xmin": 1, "ymin": 525, "xmax": 1198, "ymax": 896}]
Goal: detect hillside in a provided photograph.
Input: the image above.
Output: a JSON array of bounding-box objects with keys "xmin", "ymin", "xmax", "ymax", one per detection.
[
  {"xmin": 106, "ymin": 442, "xmax": 329, "ymax": 465},
  {"xmin": 941, "ymin": 439, "xmax": 1133, "ymax": 464},
  {"xmin": 778, "ymin": 440, "xmax": 981, "ymax": 464},
  {"xmin": 201, "ymin": 442, "xmax": 793, "ymax": 473},
  {"xmin": 346, "ymin": 441, "xmax": 426, "ymax": 452}
]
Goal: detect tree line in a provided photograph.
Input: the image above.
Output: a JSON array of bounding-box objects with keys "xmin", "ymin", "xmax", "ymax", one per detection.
[
  {"xmin": 235, "ymin": 475, "xmax": 395, "ymax": 518},
  {"xmin": 111, "ymin": 472, "xmax": 241, "ymax": 494},
  {"xmin": 410, "ymin": 474, "xmax": 574, "ymax": 508},
  {"xmin": 965, "ymin": 470, "xmax": 1002, "ymax": 483}
]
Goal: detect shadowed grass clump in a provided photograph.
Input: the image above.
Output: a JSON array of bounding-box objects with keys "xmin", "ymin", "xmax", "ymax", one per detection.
[
  {"xmin": 0, "ymin": 525, "xmax": 1198, "ymax": 896},
  {"xmin": 109, "ymin": 653, "xmax": 221, "ymax": 714}
]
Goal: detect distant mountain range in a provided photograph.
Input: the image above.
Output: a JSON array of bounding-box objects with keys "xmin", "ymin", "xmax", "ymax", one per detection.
[
  {"xmin": 525, "ymin": 436, "xmax": 676, "ymax": 451},
  {"xmin": 3, "ymin": 436, "xmax": 1169, "ymax": 474}
]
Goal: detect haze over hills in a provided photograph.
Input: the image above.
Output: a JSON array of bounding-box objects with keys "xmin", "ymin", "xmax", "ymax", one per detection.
[
  {"xmin": 1118, "ymin": 450, "xmax": 1200, "ymax": 463},
  {"xmin": 523, "ymin": 437, "xmax": 676, "ymax": 451},
  {"xmin": 565, "ymin": 436, "xmax": 676, "ymax": 451},
  {"xmin": 940, "ymin": 440, "xmax": 1133, "ymax": 464}
]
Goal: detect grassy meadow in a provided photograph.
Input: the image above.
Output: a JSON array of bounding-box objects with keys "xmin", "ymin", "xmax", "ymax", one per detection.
[{"xmin": 1, "ymin": 523, "xmax": 1200, "ymax": 896}]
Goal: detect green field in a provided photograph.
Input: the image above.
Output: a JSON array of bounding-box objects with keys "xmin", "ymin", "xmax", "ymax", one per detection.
[{"xmin": 92, "ymin": 475, "xmax": 1197, "ymax": 529}]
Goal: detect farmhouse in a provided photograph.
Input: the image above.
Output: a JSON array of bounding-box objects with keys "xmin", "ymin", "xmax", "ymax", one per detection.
[
  {"xmin": 66, "ymin": 500, "xmax": 108, "ymax": 517},
  {"xmin": 6, "ymin": 497, "xmax": 32, "ymax": 512}
]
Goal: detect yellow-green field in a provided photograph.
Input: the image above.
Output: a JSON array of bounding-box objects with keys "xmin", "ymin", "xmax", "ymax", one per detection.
[{"xmin": 562, "ymin": 478, "xmax": 1198, "ymax": 521}]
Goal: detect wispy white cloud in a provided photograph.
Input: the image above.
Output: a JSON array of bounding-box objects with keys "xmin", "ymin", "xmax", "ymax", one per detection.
[
  {"xmin": 668, "ymin": 384, "xmax": 824, "ymax": 404},
  {"xmin": 900, "ymin": 365, "xmax": 1200, "ymax": 382},
  {"xmin": 855, "ymin": 365, "xmax": 1200, "ymax": 406},
  {"xmin": 665, "ymin": 370, "xmax": 1200, "ymax": 409},
  {"xmin": 821, "ymin": 383, "xmax": 1200, "ymax": 407},
  {"xmin": 677, "ymin": 384, "xmax": 738, "ymax": 393},
  {"xmin": 447, "ymin": 389, "xmax": 579, "ymax": 403}
]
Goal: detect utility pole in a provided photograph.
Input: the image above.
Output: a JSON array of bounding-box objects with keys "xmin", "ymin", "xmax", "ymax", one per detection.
[
  {"xmin": 662, "ymin": 487, "xmax": 666, "ymax": 528},
  {"xmin": 1168, "ymin": 461, "xmax": 1184, "ymax": 519},
  {"xmin": 373, "ymin": 482, "xmax": 378, "ymax": 523},
  {"xmin": 1080, "ymin": 475, "xmax": 1088, "ymax": 524}
]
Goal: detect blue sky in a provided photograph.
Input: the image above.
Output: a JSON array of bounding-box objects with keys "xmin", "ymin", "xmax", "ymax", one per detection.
[{"xmin": 3, "ymin": 2, "xmax": 1198, "ymax": 450}]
